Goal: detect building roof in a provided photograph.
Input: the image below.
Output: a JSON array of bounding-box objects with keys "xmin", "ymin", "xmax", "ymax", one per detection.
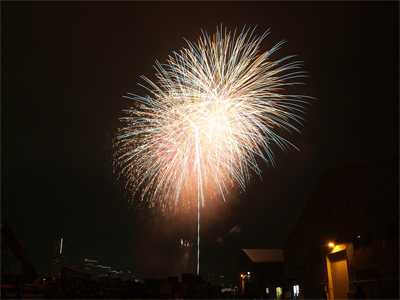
[{"xmin": 242, "ymin": 249, "xmax": 284, "ymax": 263}]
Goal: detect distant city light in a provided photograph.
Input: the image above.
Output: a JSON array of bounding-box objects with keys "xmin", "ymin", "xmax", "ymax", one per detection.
[{"xmin": 180, "ymin": 239, "xmax": 193, "ymax": 248}]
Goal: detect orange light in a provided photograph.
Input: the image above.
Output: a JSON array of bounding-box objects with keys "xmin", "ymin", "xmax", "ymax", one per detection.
[
  {"xmin": 240, "ymin": 274, "xmax": 244, "ymax": 278},
  {"xmin": 329, "ymin": 243, "xmax": 335, "ymax": 247}
]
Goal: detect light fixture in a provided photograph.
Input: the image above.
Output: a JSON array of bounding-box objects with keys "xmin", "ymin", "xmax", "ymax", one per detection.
[{"xmin": 329, "ymin": 243, "xmax": 335, "ymax": 247}]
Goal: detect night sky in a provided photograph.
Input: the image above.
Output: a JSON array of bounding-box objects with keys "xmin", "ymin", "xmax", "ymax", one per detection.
[{"xmin": 2, "ymin": 1, "xmax": 399, "ymax": 284}]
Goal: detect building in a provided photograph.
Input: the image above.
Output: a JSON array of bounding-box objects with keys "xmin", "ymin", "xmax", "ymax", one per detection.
[
  {"xmin": 51, "ymin": 237, "xmax": 67, "ymax": 274},
  {"xmin": 143, "ymin": 273, "xmax": 217, "ymax": 299},
  {"xmin": 237, "ymin": 249, "xmax": 285, "ymax": 298},
  {"xmin": 180, "ymin": 239, "xmax": 195, "ymax": 274},
  {"xmin": 284, "ymin": 158, "xmax": 399, "ymax": 299},
  {"xmin": 208, "ymin": 272, "xmax": 215, "ymax": 285},
  {"xmin": 219, "ymin": 275, "xmax": 225, "ymax": 288},
  {"xmin": 83, "ymin": 258, "xmax": 119, "ymax": 278},
  {"xmin": 83, "ymin": 259, "xmax": 97, "ymax": 273}
]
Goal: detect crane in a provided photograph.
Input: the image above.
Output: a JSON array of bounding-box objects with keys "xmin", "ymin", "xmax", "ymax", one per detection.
[{"xmin": 1, "ymin": 222, "xmax": 37, "ymax": 283}]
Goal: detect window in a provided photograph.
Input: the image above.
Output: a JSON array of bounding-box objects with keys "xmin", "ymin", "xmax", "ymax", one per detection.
[
  {"xmin": 276, "ymin": 287, "xmax": 282, "ymax": 299},
  {"xmin": 356, "ymin": 268, "xmax": 379, "ymax": 281},
  {"xmin": 293, "ymin": 285, "xmax": 299, "ymax": 297}
]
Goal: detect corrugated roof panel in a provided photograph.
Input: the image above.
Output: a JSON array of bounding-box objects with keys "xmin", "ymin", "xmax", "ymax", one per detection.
[{"xmin": 242, "ymin": 249, "xmax": 284, "ymax": 263}]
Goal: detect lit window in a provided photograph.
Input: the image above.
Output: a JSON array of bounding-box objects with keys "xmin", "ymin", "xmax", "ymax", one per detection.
[
  {"xmin": 276, "ymin": 287, "xmax": 282, "ymax": 299},
  {"xmin": 293, "ymin": 285, "xmax": 299, "ymax": 297}
]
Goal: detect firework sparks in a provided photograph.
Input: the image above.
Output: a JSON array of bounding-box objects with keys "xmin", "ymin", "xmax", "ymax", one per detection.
[
  {"xmin": 114, "ymin": 25, "xmax": 310, "ymax": 275},
  {"xmin": 113, "ymin": 25, "xmax": 308, "ymax": 209}
]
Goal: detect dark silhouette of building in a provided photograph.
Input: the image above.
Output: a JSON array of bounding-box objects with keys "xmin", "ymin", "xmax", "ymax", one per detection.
[
  {"xmin": 143, "ymin": 273, "xmax": 218, "ymax": 298},
  {"xmin": 51, "ymin": 238, "xmax": 67, "ymax": 275},
  {"xmin": 219, "ymin": 275, "xmax": 225, "ymax": 288},
  {"xmin": 208, "ymin": 272, "xmax": 215, "ymax": 286},
  {"xmin": 237, "ymin": 249, "xmax": 284, "ymax": 298},
  {"xmin": 83, "ymin": 259, "xmax": 97, "ymax": 273},
  {"xmin": 284, "ymin": 158, "xmax": 399, "ymax": 299},
  {"xmin": 180, "ymin": 239, "xmax": 195, "ymax": 274}
]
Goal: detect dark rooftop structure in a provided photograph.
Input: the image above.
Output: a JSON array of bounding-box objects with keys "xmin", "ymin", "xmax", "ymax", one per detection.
[{"xmin": 242, "ymin": 249, "xmax": 284, "ymax": 264}]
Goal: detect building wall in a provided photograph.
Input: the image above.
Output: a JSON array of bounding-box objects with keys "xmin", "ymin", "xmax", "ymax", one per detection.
[
  {"xmin": 237, "ymin": 251, "xmax": 285, "ymax": 298},
  {"xmin": 255, "ymin": 262, "xmax": 285, "ymax": 298},
  {"xmin": 284, "ymin": 158, "xmax": 399, "ymax": 299}
]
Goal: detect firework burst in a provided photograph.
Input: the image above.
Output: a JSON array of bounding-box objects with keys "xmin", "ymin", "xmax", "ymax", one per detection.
[{"xmin": 113, "ymin": 25, "xmax": 309, "ymax": 211}]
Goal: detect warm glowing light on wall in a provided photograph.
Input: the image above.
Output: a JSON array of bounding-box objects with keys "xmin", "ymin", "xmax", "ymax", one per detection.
[
  {"xmin": 331, "ymin": 243, "xmax": 346, "ymax": 253},
  {"xmin": 329, "ymin": 243, "xmax": 335, "ymax": 247}
]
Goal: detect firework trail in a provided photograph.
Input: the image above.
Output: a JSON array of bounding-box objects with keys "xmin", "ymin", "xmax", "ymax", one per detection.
[{"xmin": 113, "ymin": 25, "xmax": 310, "ymax": 274}]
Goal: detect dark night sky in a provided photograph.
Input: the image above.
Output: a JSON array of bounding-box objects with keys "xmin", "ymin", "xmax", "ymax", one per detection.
[{"xmin": 2, "ymin": 1, "xmax": 399, "ymax": 284}]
